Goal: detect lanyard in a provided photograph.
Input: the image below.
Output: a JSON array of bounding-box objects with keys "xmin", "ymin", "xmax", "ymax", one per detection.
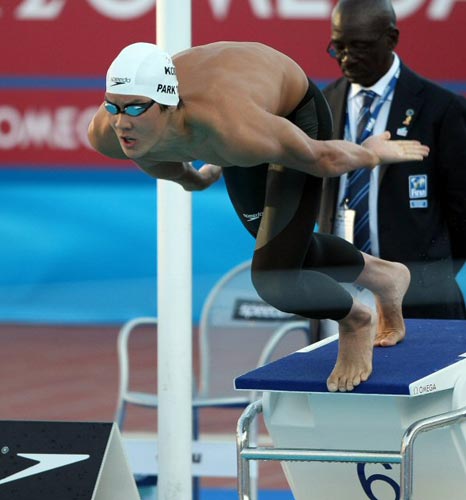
[
  {"xmin": 344, "ymin": 68, "xmax": 400, "ymax": 144},
  {"xmin": 342, "ymin": 69, "xmax": 400, "ymax": 205}
]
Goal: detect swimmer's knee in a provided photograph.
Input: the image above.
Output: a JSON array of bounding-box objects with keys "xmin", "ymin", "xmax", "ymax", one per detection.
[
  {"xmin": 251, "ymin": 257, "xmax": 356, "ymax": 321},
  {"xmin": 251, "ymin": 267, "xmax": 294, "ymax": 313},
  {"xmin": 251, "ymin": 269, "xmax": 282, "ymax": 307}
]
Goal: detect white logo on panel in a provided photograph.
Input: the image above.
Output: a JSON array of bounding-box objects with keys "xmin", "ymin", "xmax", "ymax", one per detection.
[{"xmin": 0, "ymin": 453, "xmax": 90, "ymax": 485}]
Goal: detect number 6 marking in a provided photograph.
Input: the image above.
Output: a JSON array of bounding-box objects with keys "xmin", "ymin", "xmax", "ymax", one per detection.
[{"xmin": 357, "ymin": 463, "xmax": 400, "ymax": 500}]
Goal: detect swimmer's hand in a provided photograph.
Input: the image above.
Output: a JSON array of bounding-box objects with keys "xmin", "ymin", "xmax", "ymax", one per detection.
[
  {"xmin": 362, "ymin": 131, "xmax": 429, "ymax": 166},
  {"xmin": 177, "ymin": 163, "xmax": 222, "ymax": 191},
  {"xmin": 195, "ymin": 163, "xmax": 223, "ymax": 190},
  {"xmin": 134, "ymin": 160, "xmax": 222, "ymax": 191}
]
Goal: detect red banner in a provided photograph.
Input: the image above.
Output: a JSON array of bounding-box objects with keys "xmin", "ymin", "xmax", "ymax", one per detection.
[
  {"xmin": 2, "ymin": 0, "xmax": 465, "ymax": 78},
  {"xmin": 1, "ymin": 0, "xmax": 465, "ymax": 166},
  {"xmin": 0, "ymin": 90, "xmax": 122, "ymax": 166}
]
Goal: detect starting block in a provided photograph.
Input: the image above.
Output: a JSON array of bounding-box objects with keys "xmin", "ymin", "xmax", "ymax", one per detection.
[{"xmin": 235, "ymin": 319, "xmax": 466, "ymax": 500}]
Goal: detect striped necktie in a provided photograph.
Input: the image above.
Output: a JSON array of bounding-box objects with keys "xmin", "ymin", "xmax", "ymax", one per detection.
[{"xmin": 346, "ymin": 90, "xmax": 377, "ymax": 254}]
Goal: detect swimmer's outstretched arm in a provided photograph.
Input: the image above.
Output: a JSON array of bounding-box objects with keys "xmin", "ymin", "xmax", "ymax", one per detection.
[
  {"xmin": 230, "ymin": 111, "xmax": 429, "ymax": 177},
  {"xmin": 316, "ymin": 132, "xmax": 429, "ymax": 177}
]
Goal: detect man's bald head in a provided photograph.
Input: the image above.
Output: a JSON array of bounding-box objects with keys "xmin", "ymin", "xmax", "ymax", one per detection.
[{"xmin": 332, "ymin": 0, "xmax": 397, "ymax": 32}]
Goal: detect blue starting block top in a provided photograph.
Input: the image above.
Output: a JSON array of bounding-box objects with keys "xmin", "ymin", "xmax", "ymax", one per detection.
[{"xmin": 235, "ymin": 319, "xmax": 466, "ymax": 396}]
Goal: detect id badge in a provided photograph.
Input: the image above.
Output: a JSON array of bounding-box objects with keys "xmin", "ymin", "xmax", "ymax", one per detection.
[{"xmin": 334, "ymin": 205, "xmax": 356, "ymax": 243}]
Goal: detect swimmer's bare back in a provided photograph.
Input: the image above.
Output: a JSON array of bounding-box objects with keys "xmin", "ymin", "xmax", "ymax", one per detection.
[{"xmin": 173, "ymin": 42, "xmax": 310, "ymax": 118}]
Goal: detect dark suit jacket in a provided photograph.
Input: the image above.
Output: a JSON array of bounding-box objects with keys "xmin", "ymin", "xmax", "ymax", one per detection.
[{"xmin": 320, "ymin": 62, "xmax": 466, "ymax": 319}]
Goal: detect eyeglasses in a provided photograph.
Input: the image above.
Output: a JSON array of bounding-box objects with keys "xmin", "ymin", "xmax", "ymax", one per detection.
[
  {"xmin": 327, "ymin": 31, "xmax": 387, "ymax": 59},
  {"xmin": 104, "ymin": 99, "xmax": 156, "ymax": 117}
]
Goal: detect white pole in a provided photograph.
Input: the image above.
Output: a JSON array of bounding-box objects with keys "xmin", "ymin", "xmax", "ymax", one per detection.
[{"xmin": 156, "ymin": 2, "xmax": 193, "ymax": 500}]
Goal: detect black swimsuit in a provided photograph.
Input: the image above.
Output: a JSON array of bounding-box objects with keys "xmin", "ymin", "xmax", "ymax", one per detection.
[{"xmin": 222, "ymin": 79, "xmax": 365, "ymax": 320}]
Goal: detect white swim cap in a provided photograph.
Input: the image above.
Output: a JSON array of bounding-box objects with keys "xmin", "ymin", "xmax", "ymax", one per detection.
[{"xmin": 106, "ymin": 42, "xmax": 179, "ymax": 106}]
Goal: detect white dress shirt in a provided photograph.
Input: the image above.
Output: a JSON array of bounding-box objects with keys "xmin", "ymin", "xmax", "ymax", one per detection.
[{"xmin": 336, "ymin": 53, "xmax": 401, "ymax": 257}]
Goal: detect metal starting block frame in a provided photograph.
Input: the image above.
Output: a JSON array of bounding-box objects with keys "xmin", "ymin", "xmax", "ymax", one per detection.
[
  {"xmin": 234, "ymin": 320, "xmax": 466, "ymax": 500},
  {"xmin": 236, "ymin": 400, "xmax": 466, "ymax": 500}
]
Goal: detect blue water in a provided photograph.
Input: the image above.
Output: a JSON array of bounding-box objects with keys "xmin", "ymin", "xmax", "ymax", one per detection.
[{"xmin": 138, "ymin": 486, "xmax": 294, "ymax": 500}]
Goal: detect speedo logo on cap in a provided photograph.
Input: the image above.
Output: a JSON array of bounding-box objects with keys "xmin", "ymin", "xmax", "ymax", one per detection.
[{"xmin": 110, "ymin": 77, "xmax": 131, "ymax": 86}]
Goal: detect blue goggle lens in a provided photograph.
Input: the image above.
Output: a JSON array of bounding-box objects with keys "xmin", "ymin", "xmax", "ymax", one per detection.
[{"xmin": 104, "ymin": 100, "xmax": 155, "ymax": 117}]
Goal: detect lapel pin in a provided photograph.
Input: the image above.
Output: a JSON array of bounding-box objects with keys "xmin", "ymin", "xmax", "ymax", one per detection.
[{"xmin": 402, "ymin": 108, "xmax": 415, "ymax": 126}]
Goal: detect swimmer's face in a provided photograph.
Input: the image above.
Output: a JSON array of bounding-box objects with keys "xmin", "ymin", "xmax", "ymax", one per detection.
[{"xmin": 104, "ymin": 93, "xmax": 164, "ymax": 158}]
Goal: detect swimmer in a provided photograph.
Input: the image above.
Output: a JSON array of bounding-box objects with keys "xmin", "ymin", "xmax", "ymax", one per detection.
[{"xmin": 88, "ymin": 41, "xmax": 429, "ymax": 392}]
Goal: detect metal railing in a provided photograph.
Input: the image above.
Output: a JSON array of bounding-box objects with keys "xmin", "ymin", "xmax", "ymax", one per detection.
[{"xmin": 236, "ymin": 399, "xmax": 466, "ymax": 500}]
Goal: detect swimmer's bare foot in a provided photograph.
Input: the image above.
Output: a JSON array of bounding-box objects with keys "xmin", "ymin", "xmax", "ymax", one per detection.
[
  {"xmin": 327, "ymin": 301, "xmax": 375, "ymax": 392},
  {"xmin": 373, "ymin": 262, "xmax": 410, "ymax": 346},
  {"xmin": 355, "ymin": 254, "xmax": 410, "ymax": 348}
]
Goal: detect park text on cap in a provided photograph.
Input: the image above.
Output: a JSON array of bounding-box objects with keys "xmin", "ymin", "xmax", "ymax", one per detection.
[{"xmin": 106, "ymin": 42, "xmax": 179, "ymax": 106}]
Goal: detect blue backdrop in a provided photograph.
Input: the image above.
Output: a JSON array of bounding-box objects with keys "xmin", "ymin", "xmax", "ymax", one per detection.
[
  {"xmin": 0, "ymin": 168, "xmax": 254, "ymax": 324},
  {"xmin": 1, "ymin": 167, "xmax": 465, "ymax": 324}
]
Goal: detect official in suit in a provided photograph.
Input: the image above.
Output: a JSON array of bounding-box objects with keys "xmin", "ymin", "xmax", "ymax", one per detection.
[{"xmin": 319, "ymin": 0, "xmax": 466, "ymax": 319}]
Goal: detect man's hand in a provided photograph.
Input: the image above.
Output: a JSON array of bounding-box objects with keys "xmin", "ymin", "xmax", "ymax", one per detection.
[{"xmin": 362, "ymin": 131, "xmax": 430, "ymax": 166}]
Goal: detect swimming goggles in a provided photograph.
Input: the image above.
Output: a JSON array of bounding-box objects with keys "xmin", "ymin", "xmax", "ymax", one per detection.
[{"xmin": 104, "ymin": 99, "xmax": 156, "ymax": 117}]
